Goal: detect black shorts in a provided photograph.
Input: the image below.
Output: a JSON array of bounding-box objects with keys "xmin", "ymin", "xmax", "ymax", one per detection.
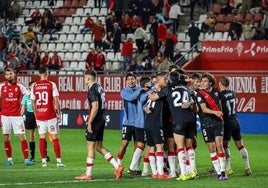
[
  {"xmin": 163, "ymin": 122, "xmax": 173, "ymax": 138},
  {"xmin": 224, "ymin": 117, "xmax": 242, "ymax": 141},
  {"xmin": 173, "ymin": 119, "xmax": 196, "ymax": 139},
  {"xmin": 121, "ymin": 125, "xmax": 135, "ymax": 141},
  {"xmin": 201, "ymin": 121, "xmax": 224, "ymax": 143},
  {"xmin": 25, "ymin": 112, "xmax": 37, "ymax": 130},
  {"xmin": 145, "ymin": 127, "xmax": 164, "ymax": 147},
  {"xmin": 135, "ymin": 127, "xmax": 146, "ymax": 143},
  {"xmin": 86, "ymin": 117, "xmax": 105, "ymax": 142}
]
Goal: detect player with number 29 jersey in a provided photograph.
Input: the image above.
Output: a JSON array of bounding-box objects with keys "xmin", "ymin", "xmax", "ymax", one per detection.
[{"xmin": 31, "ymin": 79, "xmax": 59, "ymax": 121}]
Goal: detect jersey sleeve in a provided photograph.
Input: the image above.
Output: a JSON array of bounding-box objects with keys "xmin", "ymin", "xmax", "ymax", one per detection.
[
  {"xmin": 52, "ymin": 82, "xmax": 59, "ymax": 97},
  {"xmin": 120, "ymin": 86, "xmax": 141, "ymax": 101},
  {"xmin": 196, "ymin": 92, "xmax": 205, "ymax": 105},
  {"xmin": 89, "ymin": 85, "xmax": 99, "ymax": 102}
]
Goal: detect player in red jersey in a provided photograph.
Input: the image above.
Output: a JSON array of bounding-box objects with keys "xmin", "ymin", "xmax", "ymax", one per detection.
[
  {"xmin": 30, "ymin": 66, "xmax": 64, "ymax": 167},
  {"xmin": 0, "ymin": 68, "xmax": 34, "ymax": 166}
]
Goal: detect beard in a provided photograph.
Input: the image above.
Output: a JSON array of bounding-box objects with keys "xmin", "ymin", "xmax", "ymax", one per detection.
[{"xmin": 7, "ymin": 78, "xmax": 14, "ymax": 84}]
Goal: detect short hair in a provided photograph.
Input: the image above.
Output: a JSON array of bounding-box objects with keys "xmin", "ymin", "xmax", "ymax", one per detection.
[
  {"xmin": 29, "ymin": 81, "xmax": 35, "ymax": 87},
  {"xmin": 156, "ymin": 72, "xmax": 167, "ymax": 79},
  {"xmin": 39, "ymin": 66, "xmax": 48, "ymax": 74},
  {"xmin": 191, "ymin": 73, "xmax": 202, "ymax": 80},
  {"xmin": 140, "ymin": 76, "xmax": 151, "ymax": 88},
  {"xmin": 169, "ymin": 71, "xmax": 180, "ymax": 84},
  {"xmin": 125, "ymin": 72, "xmax": 136, "ymax": 80},
  {"xmin": 202, "ymin": 72, "xmax": 216, "ymax": 86},
  {"xmin": 84, "ymin": 70, "xmax": 97, "ymax": 80},
  {"xmin": 168, "ymin": 64, "xmax": 179, "ymax": 72},
  {"xmin": 177, "ymin": 68, "xmax": 187, "ymax": 75},
  {"xmin": 220, "ymin": 76, "xmax": 230, "ymax": 87}
]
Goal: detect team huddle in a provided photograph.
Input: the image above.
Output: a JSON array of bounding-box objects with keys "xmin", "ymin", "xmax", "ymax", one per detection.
[
  {"xmin": 0, "ymin": 66, "xmax": 251, "ymax": 181},
  {"xmin": 108, "ymin": 65, "xmax": 251, "ymax": 181}
]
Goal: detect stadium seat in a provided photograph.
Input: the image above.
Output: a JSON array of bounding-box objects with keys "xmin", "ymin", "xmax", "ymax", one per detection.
[
  {"xmin": 64, "ymin": 0, "xmax": 72, "ymax": 8},
  {"xmin": 78, "ymin": 61, "xmax": 86, "ymax": 69},
  {"xmin": 225, "ymin": 14, "xmax": 234, "ymax": 23},
  {"xmin": 73, "ymin": 52, "xmax": 82, "ymax": 60},
  {"xmin": 75, "ymin": 34, "xmax": 84, "ymax": 41},
  {"xmin": 64, "ymin": 52, "xmax": 73, "ymax": 60},
  {"xmin": 67, "ymin": 34, "xmax": 75, "ymax": 41},
  {"xmin": 213, "ymin": 32, "xmax": 223, "ymax": 40},
  {"xmin": 73, "ymin": 43, "xmax": 81, "ymax": 51},
  {"xmin": 212, "ymin": 4, "xmax": 221, "ymax": 14},
  {"xmin": 59, "ymin": 34, "xmax": 67, "ymax": 42},
  {"xmin": 216, "ymin": 14, "xmax": 225, "ymax": 23},
  {"xmin": 26, "ymin": 1, "xmax": 33, "ymax": 8},
  {"xmin": 244, "ymin": 13, "xmax": 254, "ymax": 22},
  {"xmin": 81, "ymin": 52, "xmax": 88, "ymax": 60},
  {"xmin": 204, "ymin": 33, "xmax": 213, "ymax": 40},
  {"xmin": 40, "ymin": 1, "xmax": 48, "ymax": 7},
  {"xmin": 70, "ymin": 25, "xmax": 78, "ymax": 33},
  {"xmin": 33, "ymin": 1, "xmax": 40, "ymax": 8},
  {"xmin": 64, "ymin": 43, "xmax": 73, "ymax": 50},
  {"xmin": 92, "ymin": 8, "xmax": 100, "ymax": 15},
  {"xmin": 254, "ymin": 13, "xmax": 263, "ymax": 22},
  {"xmin": 81, "ymin": 43, "xmax": 89, "ymax": 50},
  {"xmin": 69, "ymin": 61, "xmax": 78, "ymax": 68},
  {"xmin": 76, "ymin": 8, "xmax": 84, "ymax": 15},
  {"xmin": 56, "ymin": 43, "xmax": 64, "ymax": 51},
  {"xmin": 73, "ymin": 17, "xmax": 81, "ymax": 25},
  {"xmin": 48, "ymin": 43, "xmax": 56, "ymax": 50},
  {"xmin": 65, "ymin": 17, "xmax": 73, "ymax": 25},
  {"xmin": 56, "ymin": 0, "xmax": 64, "ymax": 7}
]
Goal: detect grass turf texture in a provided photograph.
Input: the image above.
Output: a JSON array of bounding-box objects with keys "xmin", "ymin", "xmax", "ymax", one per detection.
[{"xmin": 0, "ymin": 129, "xmax": 267, "ymax": 188}]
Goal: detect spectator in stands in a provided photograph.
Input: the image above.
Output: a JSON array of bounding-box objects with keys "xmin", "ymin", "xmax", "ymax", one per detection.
[
  {"xmin": 24, "ymin": 27, "xmax": 36, "ymax": 45},
  {"xmin": 134, "ymin": 24, "xmax": 146, "ymax": 54},
  {"xmin": 25, "ymin": 7, "xmax": 42, "ymax": 26},
  {"xmin": 5, "ymin": 23, "xmax": 15, "ymax": 40},
  {"xmin": 102, "ymin": 31, "xmax": 112, "ymax": 50},
  {"xmin": 156, "ymin": 51, "xmax": 164, "ymax": 64},
  {"xmin": 262, "ymin": 8, "xmax": 268, "ymax": 40},
  {"xmin": 127, "ymin": 59, "xmax": 137, "ymax": 72},
  {"xmin": 40, "ymin": 51, "xmax": 52, "ymax": 67},
  {"xmin": 164, "ymin": 29, "xmax": 178, "ymax": 59},
  {"xmin": 7, "ymin": 0, "xmax": 22, "ymax": 22},
  {"xmin": 94, "ymin": 0, "xmax": 102, "ymax": 9},
  {"xmin": 40, "ymin": 17, "xmax": 54, "ymax": 35},
  {"xmin": 121, "ymin": 37, "xmax": 135, "ymax": 72},
  {"xmin": 80, "ymin": 13, "xmax": 95, "ymax": 34},
  {"xmin": 28, "ymin": 51, "xmax": 41, "ymax": 70},
  {"xmin": 140, "ymin": 0, "xmax": 151, "ymax": 28},
  {"xmin": 135, "ymin": 59, "xmax": 143, "ymax": 75},
  {"xmin": 121, "ymin": 13, "xmax": 133, "ymax": 39},
  {"xmin": 190, "ymin": 0, "xmax": 201, "ymax": 20},
  {"xmin": 228, "ymin": 17, "xmax": 242, "ymax": 40},
  {"xmin": 188, "ymin": 21, "xmax": 200, "ymax": 52},
  {"xmin": 105, "ymin": 12, "xmax": 115, "ymax": 34},
  {"xmin": 14, "ymin": 55, "xmax": 27, "ymax": 74},
  {"xmin": 48, "ymin": 51, "xmax": 62, "ymax": 70},
  {"xmin": 130, "ymin": 15, "xmax": 142, "ymax": 33},
  {"xmin": 169, "ymin": 0, "xmax": 184, "ymax": 34},
  {"xmin": 201, "ymin": 15, "xmax": 216, "ymax": 34},
  {"xmin": 42, "ymin": 8, "xmax": 56, "ymax": 24},
  {"xmin": 113, "ymin": 0, "xmax": 124, "ymax": 24},
  {"xmin": 0, "ymin": 0, "xmax": 9, "ymax": 20},
  {"xmin": 93, "ymin": 48, "xmax": 105, "ymax": 74},
  {"xmin": 7, "ymin": 39, "xmax": 19, "ymax": 61},
  {"xmin": 86, "ymin": 48, "xmax": 96, "ymax": 70},
  {"xmin": 127, "ymin": 0, "xmax": 140, "ymax": 17},
  {"xmin": 172, "ymin": 48, "xmax": 187, "ymax": 67},
  {"xmin": 243, "ymin": 20, "xmax": 256, "ymax": 40},
  {"xmin": 151, "ymin": 56, "xmax": 160, "ymax": 71},
  {"xmin": 158, "ymin": 40, "xmax": 166, "ymax": 55},
  {"xmin": 157, "ymin": 20, "xmax": 168, "ymax": 46},
  {"xmin": 220, "ymin": 1, "xmax": 234, "ymax": 14},
  {"xmin": 18, "ymin": 43, "xmax": 31, "ymax": 59},
  {"xmin": 48, "ymin": 18, "xmax": 63, "ymax": 40},
  {"xmin": 150, "ymin": 16, "xmax": 159, "ymax": 46},
  {"xmin": 0, "ymin": 31, "xmax": 8, "ymax": 62},
  {"xmin": 112, "ymin": 22, "xmax": 122, "ymax": 54},
  {"xmin": 143, "ymin": 57, "xmax": 152, "ymax": 74},
  {"xmin": 158, "ymin": 57, "xmax": 171, "ymax": 72},
  {"xmin": 145, "ymin": 38, "xmax": 157, "ymax": 59},
  {"xmin": 92, "ymin": 19, "xmax": 106, "ymax": 50}
]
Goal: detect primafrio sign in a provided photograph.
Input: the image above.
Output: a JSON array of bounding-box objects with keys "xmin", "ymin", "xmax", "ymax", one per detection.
[{"xmin": 201, "ymin": 41, "xmax": 268, "ymax": 62}]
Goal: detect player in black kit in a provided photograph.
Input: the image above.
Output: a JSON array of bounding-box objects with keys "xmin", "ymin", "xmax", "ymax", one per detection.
[
  {"xmin": 167, "ymin": 71, "xmax": 197, "ymax": 181},
  {"xmin": 196, "ymin": 73, "xmax": 227, "ymax": 180},
  {"xmin": 219, "ymin": 76, "xmax": 251, "ymax": 176}
]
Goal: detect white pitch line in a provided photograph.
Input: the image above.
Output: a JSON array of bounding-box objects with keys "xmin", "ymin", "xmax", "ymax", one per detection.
[{"xmin": 0, "ymin": 177, "xmax": 152, "ymax": 186}]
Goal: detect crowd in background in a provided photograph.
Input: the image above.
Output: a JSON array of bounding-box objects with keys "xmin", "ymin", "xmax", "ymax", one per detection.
[{"xmin": 0, "ymin": 0, "xmax": 268, "ymax": 74}]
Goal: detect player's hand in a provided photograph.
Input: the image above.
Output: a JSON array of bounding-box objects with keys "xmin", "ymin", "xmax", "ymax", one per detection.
[
  {"xmin": 182, "ymin": 102, "xmax": 191, "ymax": 109},
  {"xmin": 214, "ymin": 111, "xmax": 223, "ymax": 117},
  {"xmin": 144, "ymin": 106, "xmax": 152, "ymax": 114},
  {"xmin": 87, "ymin": 123, "xmax": 93, "ymax": 134},
  {"xmin": 57, "ymin": 114, "xmax": 61, "ymax": 123}
]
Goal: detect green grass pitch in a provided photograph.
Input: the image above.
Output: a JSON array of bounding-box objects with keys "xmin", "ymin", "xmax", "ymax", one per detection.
[{"xmin": 0, "ymin": 129, "xmax": 267, "ymax": 188}]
